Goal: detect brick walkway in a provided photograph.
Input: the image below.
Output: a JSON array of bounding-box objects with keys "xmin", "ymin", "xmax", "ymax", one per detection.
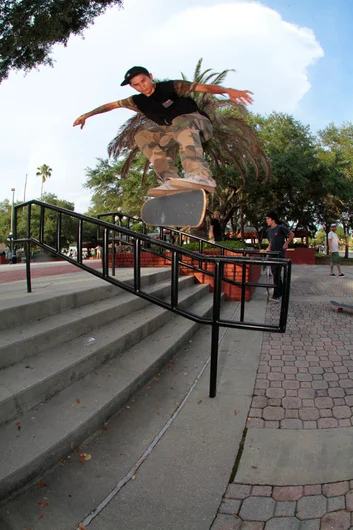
[{"xmin": 212, "ymin": 266, "xmax": 353, "ymax": 528}]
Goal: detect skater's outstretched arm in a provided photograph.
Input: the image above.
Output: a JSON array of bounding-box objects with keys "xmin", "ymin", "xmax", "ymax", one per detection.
[
  {"xmin": 194, "ymin": 83, "xmax": 253, "ymax": 106},
  {"xmin": 73, "ymin": 97, "xmax": 138, "ymax": 129}
]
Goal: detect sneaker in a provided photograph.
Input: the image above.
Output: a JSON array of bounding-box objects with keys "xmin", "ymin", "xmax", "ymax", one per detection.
[
  {"xmin": 330, "ymin": 273, "xmax": 336, "ymax": 276},
  {"xmin": 169, "ymin": 174, "xmax": 216, "ymax": 194},
  {"xmin": 270, "ymin": 297, "xmax": 281, "ymax": 303},
  {"xmin": 339, "ymin": 273, "xmax": 345, "ymax": 277},
  {"xmin": 147, "ymin": 180, "xmax": 183, "ymax": 197}
]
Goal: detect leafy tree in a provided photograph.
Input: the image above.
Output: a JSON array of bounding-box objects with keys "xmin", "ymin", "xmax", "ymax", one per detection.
[
  {"xmin": 0, "ymin": 0, "xmax": 123, "ymax": 83},
  {"xmin": 84, "ymin": 156, "xmax": 156, "ymax": 217},
  {"xmin": 16, "ymin": 193, "xmax": 77, "ymax": 249},
  {"xmin": 317, "ymin": 122, "xmax": 353, "ymax": 256},
  {"xmin": 0, "ymin": 199, "xmax": 13, "ymax": 247},
  {"xmin": 36, "ymin": 164, "xmax": 52, "ymax": 198}
]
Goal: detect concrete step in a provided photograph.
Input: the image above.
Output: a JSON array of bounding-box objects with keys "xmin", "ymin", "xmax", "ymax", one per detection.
[
  {"xmin": 0, "ymin": 269, "xmax": 172, "ymax": 332},
  {"xmin": 0, "ymin": 293, "xmax": 217, "ymax": 501},
  {"xmin": 0, "ymin": 282, "xmax": 207, "ymax": 426},
  {"xmin": 0, "ymin": 275, "xmax": 194, "ymax": 370}
]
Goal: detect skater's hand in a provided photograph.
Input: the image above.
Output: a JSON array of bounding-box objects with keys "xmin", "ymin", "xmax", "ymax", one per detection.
[
  {"xmin": 227, "ymin": 89, "xmax": 253, "ymax": 106},
  {"xmin": 73, "ymin": 115, "xmax": 87, "ymax": 129}
]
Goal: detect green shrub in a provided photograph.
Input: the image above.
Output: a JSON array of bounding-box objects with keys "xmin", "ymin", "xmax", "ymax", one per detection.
[{"xmin": 182, "ymin": 240, "xmax": 248, "ymax": 251}]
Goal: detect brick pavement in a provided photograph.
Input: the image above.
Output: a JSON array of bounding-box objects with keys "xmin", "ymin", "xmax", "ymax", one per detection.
[{"xmin": 212, "ymin": 266, "xmax": 353, "ymax": 528}]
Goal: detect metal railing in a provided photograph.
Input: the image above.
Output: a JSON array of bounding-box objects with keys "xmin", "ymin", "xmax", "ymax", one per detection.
[{"xmin": 13, "ymin": 200, "xmax": 291, "ymax": 397}]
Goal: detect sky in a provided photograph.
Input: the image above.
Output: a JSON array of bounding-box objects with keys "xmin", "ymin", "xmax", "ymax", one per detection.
[{"xmin": 0, "ymin": 0, "xmax": 352, "ymax": 213}]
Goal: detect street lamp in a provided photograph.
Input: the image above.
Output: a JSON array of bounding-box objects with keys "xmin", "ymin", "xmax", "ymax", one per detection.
[{"xmin": 9, "ymin": 188, "xmax": 15, "ymax": 260}]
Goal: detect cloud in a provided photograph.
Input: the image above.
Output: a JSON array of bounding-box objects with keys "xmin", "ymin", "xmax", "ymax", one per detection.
[{"xmin": 0, "ymin": 0, "xmax": 323, "ymax": 212}]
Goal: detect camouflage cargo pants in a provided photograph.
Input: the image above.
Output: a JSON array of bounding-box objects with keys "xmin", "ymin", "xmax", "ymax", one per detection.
[{"xmin": 134, "ymin": 112, "xmax": 213, "ymax": 183}]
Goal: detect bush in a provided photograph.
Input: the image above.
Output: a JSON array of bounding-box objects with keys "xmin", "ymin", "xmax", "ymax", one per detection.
[{"xmin": 182, "ymin": 240, "xmax": 248, "ymax": 251}]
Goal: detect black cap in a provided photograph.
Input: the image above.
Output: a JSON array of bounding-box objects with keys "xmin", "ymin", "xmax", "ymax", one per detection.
[{"xmin": 121, "ymin": 66, "xmax": 150, "ymax": 86}]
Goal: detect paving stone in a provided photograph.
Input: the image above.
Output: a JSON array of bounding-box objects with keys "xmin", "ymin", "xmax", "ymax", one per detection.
[
  {"xmin": 298, "ymin": 521, "xmax": 320, "ymax": 530},
  {"xmin": 263, "ymin": 407, "xmax": 285, "ymax": 421},
  {"xmin": 265, "ymin": 421, "xmax": 280, "ymax": 428},
  {"xmin": 252, "ymin": 486, "xmax": 272, "ymax": 497},
  {"xmin": 268, "ymin": 399, "xmax": 282, "ymax": 407},
  {"xmin": 283, "ymin": 381, "xmax": 300, "ymax": 390},
  {"xmin": 266, "ymin": 388, "xmax": 286, "ymax": 399},
  {"xmin": 299, "ymin": 408, "xmax": 320, "ymax": 421},
  {"xmin": 273, "ymin": 486, "xmax": 303, "ymax": 501},
  {"xmin": 332, "ymin": 405, "xmax": 351, "ymax": 419},
  {"xmin": 212, "ymin": 514, "xmax": 242, "ymax": 529},
  {"xmin": 227, "ymin": 483, "xmax": 252, "ymax": 499},
  {"xmin": 282, "ymin": 397, "xmax": 302, "ymax": 409},
  {"xmin": 298, "ymin": 389, "xmax": 316, "ymax": 399},
  {"xmin": 319, "ymin": 408, "xmax": 333, "ymax": 418},
  {"xmin": 321, "ymin": 511, "xmax": 351, "ymax": 530},
  {"xmin": 345, "ymin": 490, "xmax": 353, "ymax": 510},
  {"xmin": 252, "ymin": 397, "xmax": 269, "ymax": 408},
  {"xmin": 318, "ymin": 417, "xmax": 339, "ymax": 428},
  {"xmin": 312, "ymin": 380, "xmax": 329, "ymax": 390},
  {"xmin": 296, "ymin": 373, "xmax": 313, "ymax": 382},
  {"xmin": 285, "ymin": 409, "xmax": 299, "ymax": 419},
  {"xmin": 268, "ymin": 373, "xmax": 285, "ymax": 381},
  {"xmin": 264, "ymin": 518, "xmax": 300, "ymax": 530},
  {"xmin": 323, "ymin": 481, "xmax": 349, "ymax": 497},
  {"xmin": 274, "ymin": 501, "xmax": 296, "ymax": 516},
  {"xmin": 219, "ymin": 498, "xmax": 242, "ymax": 514},
  {"xmin": 250, "ymin": 408, "xmax": 263, "ymax": 418},
  {"xmin": 327, "ymin": 495, "xmax": 345, "ymax": 512},
  {"xmin": 296, "ymin": 495, "xmax": 327, "ymax": 519},
  {"xmin": 248, "ymin": 418, "xmax": 265, "ymax": 429},
  {"xmin": 239, "ymin": 497, "xmax": 275, "ymax": 521},
  {"xmin": 304, "ymin": 485, "xmax": 321, "ymax": 495},
  {"xmin": 302, "ymin": 399, "xmax": 315, "ymax": 407},
  {"xmin": 345, "ymin": 395, "xmax": 353, "ymax": 406},
  {"xmin": 281, "ymin": 419, "xmax": 303, "ymax": 429},
  {"xmin": 241, "ymin": 523, "xmax": 265, "ymax": 530},
  {"xmin": 339, "ymin": 419, "xmax": 351, "ymax": 427},
  {"xmin": 314, "ymin": 397, "xmax": 334, "ymax": 408}
]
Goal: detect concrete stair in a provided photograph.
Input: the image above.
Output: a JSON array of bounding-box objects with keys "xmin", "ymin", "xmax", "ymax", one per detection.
[{"xmin": 0, "ymin": 269, "xmax": 219, "ymax": 501}]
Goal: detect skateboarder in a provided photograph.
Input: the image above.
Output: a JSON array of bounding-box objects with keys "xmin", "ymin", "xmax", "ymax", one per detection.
[{"xmin": 73, "ymin": 66, "xmax": 253, "ymax": 197}]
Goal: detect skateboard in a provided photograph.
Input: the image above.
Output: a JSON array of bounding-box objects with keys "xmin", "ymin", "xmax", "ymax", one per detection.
[
  {"xmin": 330, "ymin": 300, "xmax": 353, "ymax": 314},
  {"xmin": 141, "ymin": 189, "xmax": 207, "ymax": 227}
]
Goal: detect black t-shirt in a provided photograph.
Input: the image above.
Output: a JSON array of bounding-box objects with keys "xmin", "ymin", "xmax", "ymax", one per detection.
[
  {"xmin": 267, "ymin": 224, "xmax": 290, "ymax": 254},
  {"xmin": 211, "ymin": 218, "xmax": 222, "ymax": 240},
  {"xmin": 132, "ymin": 81, "xmax": 209, "ymax": 126}
]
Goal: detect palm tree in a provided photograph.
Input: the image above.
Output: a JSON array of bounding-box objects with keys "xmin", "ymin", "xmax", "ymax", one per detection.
[{"xmin": 36, "ymin": 164, "xmax": 52, "ymax": 199}]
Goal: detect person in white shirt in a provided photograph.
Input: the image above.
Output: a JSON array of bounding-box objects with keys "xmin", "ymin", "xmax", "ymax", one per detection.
[{"xmin": 328, "ymin": 224, "xmax": 346, "ymax": 277}]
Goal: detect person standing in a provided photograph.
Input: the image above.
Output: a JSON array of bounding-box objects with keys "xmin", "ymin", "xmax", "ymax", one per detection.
[
  {"xmin": 328, "ymin": 224, "xmax": 346, "ymax": 277},
  {"xmin": 265, "ymin": 211, "xmax": 295, "ymax": 302},
  {"xmin": 210, "ymin": 211, "xmax": 223, "ymax": 242}
]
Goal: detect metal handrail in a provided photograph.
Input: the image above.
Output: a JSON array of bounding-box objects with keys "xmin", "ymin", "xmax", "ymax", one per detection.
[{"xmin": 13, "ymin": 199, "xmax": 291, "ymax": 397}]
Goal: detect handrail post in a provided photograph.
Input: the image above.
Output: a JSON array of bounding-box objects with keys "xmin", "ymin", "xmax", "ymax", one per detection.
[
  {"xmin": 77, "ymin": 219, "xmax": 83, "ymax": 264},
  {"xmin": 134, "ymin": 238, "xmax": 141, "ymax": 292},
  {"xmin": 26, "ymin": 204, "xmax": 32, "ymax": 293},
  {"xmin": 209, "ymin": 260, "xmax": 223, "ymax": 398},
  {"xmin": 103, "ymin": 228, "xmax": 108, "ymax": 277},
  {"xmin": 111, "ymin": 215, "xmax": 116, "ymax": 277},
  {"xmin": 171, "ymin": 251, "xmax": 179, "ymax": 308},
  {"xmin": 240, "ymin": 261, "xmax": 247, "ymax": 322},
  {"xmin": 39, "ymin": 205, "xmax": 45, "ymax": 243},
  {"xmin": 56, "ymin": 212, "xmax": 62, "ymax": 253}
]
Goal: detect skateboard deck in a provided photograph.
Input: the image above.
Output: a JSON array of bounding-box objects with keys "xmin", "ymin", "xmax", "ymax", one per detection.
[
  {"xmin": 330, "ymin": 300, "xmax": 353, "ymax": 313},
  {"xmin": 141, "ymin": 189, "xmax": 207, "ymax": 227}
]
